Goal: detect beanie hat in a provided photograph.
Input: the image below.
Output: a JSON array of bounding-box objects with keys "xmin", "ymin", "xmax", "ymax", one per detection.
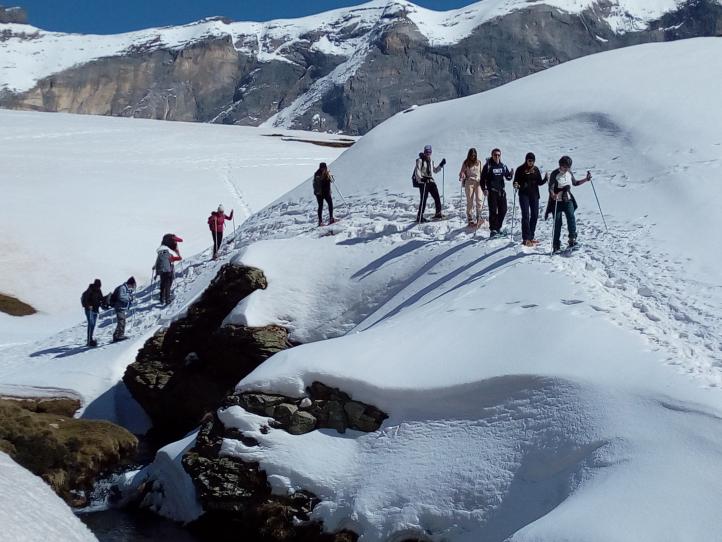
[
  {"xmin": 423, "ymin": 145, "xmax": 432, "ymax": 153},
  {"xmin": 93, "ymin": 279, "xmax": 101, "ymax": 288},
  {"xmin": 217, "ymin": 204, "xmax": 224, "ymax": 213},
  {"xmin": 127, "ymin": 276, "xmax": 136, "ymax": 286},
  {"xmin": 319, "ymin": 162, "xmax": 327, "ymax": 169},
  {"xmin": 525, "ymin": 152, "xmax": 536, "ymax": 161},
  {"xmin": 559, "ymin": 155, "xmax": 572, "ymax": 167}
]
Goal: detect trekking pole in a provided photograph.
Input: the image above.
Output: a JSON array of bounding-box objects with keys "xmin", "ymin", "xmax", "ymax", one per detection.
[
  {"xmin": 550, "ymin": 198, "xmax": 559, "ymax": 256},
  {"xmin": 510, "ymin": 188, "xmax": 517, "ymax": 241},
  {"xmin": 332, "ymin": 177, "xmax": 349, "ymax": 209},
  {"xmin": 589, "ymin": 174, "xmax": 608, "ymax": 233},
  {"xmin": 212, "ymin": 217, "xmax": 217, "ymax": 259},
  {"xmin": 442, "ymin": 166, "xmax": 445, "ymax": 207},
  {"xmin": 233, "ymin": 214, "xmax": 237, "ymax": 240},
  {"xmin": 150, "ymin": 270, "xmax": 155, "ymax": 301}
]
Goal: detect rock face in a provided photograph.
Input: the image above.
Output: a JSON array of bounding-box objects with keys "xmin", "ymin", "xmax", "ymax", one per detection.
[
  {"xmin": 0, "ymin": 5, "xmax": 27, "ymax": 24},
  {"xmin": 180, "ymin": 382, "xmax": 388, "ymax": 541},
  {"xmin": 123, "ymin": 264, "xmax": 291, "ymax": 442},
  {"xmin": 0, "ymin": 398, "xmax": 137, "ymax": 505},
  {"xmin": 1, "ymin": 1, "xmax": 721, "ymax": 134}
]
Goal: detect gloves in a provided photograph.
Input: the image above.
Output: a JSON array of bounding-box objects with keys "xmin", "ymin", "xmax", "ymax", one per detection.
[
  {"xmin": 439, "ymin": 158, "xmax": 447, "ymax": 168},
  {"xmin": 513, "ymin": 182, "xmax": 520, "ymax": 189}
]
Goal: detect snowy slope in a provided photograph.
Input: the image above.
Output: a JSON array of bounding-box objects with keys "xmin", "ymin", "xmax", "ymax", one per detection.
[
  {"xmin": 0, "ymin": 0, "xmax": 704, "ymax": 93},
  {"xmin": 0, "ymin": 110, "xmax": 347, "ymax": 344},
  {"xmin": 3, "ymin": 37, "xmax": 722, "ymax": 540},
  {"xmin": 0, "ymin": 452, "xmax": 98, "ymax": 542},
  {"xmin": 176, "ymin": 37, "xmax": 722, "ymax": 539}
]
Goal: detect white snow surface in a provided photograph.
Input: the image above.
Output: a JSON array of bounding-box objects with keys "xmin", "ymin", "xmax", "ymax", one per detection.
[
  {"xmin": 0, "ymin": 0, "xmax": 705, "ymax": 93},
  {"xmin": 0, "ymin": 110, "xmax": 347, "ymax": 344},
  {"xmin": 214, "ymin": 38, "xmax": 722, "ymax": 540},
  {"xmin": 2, "ymin": 37, "xmax": 722, "ymax": 540},
  {"xmin": 0, "ymin": 452, "xmax": 98, "ymax": 542}
]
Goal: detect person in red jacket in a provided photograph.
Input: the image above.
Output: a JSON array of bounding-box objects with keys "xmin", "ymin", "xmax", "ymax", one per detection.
[{"xmin": 208, "ymin": 204, "xmax": 234, "ymax": 259}]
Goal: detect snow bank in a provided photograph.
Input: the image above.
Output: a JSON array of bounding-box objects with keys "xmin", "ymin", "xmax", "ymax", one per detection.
[{"xmin": 0, "ymin": 452, "xmax": 98, "ymax": 542}]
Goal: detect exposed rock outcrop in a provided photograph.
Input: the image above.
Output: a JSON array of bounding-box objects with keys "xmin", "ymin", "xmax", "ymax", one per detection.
[
  {"xmin": 123, "ymin": 264, "xmax": 291, "ymax": 442},
  {"xmin": 0, "ymin": 5, "xmax": 27, "ymax": 24},
  {"xmin": 229, "ymin": 381, "xmax": 388, "ymax": 435},
  {"xmin": 179, "ymin": 382, "xmax": 388, "ymax": 541},
  {"xmin": 0, "ymin": 398, "xmax": 137, "ymax": 506}
]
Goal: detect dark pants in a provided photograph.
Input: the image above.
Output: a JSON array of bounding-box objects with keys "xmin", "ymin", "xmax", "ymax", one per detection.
[
  {"xmin": 316, "ymin": 191, "xmax": 333, "ymax": 222},
  {"xmin": 553, "ymin": 200, "xmax": 577, "ymax": 249},
  {"xmin": 159, "ymin": 272, "xmax": 173, "ymax": 305},
  {"xmin": 211, "ymin": 230, "xmax": 223, "ymax": 257},
  {"xmin": 519, "ymin": 194, "xmax": 539, "ymax": 241},
  {"xmin": 417, "ymin": 181, "xmax": 442, "ymax": 221},
  {"xmin": 113, "ymin": 309, "xmax": 127, "ymax": 340},
  {"xmin": 85, "ymin": 309, "xmax": 98, "ymax": 344},
  {"xmin": 488, "ymin": 190, "xmax": 507, "ymax": 232}
]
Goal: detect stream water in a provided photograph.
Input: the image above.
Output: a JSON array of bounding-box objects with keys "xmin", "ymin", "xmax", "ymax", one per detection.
[{"xmin": 79, "ymin": 508, "xmax": 203, "ymax": 542}]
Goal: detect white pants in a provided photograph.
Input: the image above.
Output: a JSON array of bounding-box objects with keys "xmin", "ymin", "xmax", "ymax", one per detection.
[{"xmin": 464, "ymin": 179, "xmax": 483, "ymax": 221}]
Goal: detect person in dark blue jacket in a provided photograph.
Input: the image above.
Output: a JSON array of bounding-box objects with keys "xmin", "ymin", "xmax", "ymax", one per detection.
[{"xmin": 480, "ymin": 148, "xmax": 513, "ymax": 237}]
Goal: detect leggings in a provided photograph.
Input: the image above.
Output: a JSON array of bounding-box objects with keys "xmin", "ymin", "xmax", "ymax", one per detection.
[{"xmin": 317, "ymin": 192, "xmax": 333, "ymax": 221}]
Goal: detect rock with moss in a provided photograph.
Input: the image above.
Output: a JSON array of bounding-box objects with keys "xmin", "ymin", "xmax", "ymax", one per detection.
[{"xmin": 0, "ymin": 399, "xmax": 137, "ymax": 504}]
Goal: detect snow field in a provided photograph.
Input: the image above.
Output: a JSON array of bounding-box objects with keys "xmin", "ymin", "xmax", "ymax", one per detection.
[{"xmin": 0, "ymin": 110, "xmax": 347, "ymax": 344}]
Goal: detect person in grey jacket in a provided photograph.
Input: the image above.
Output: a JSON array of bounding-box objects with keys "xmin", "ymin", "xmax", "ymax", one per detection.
[
  {"xmin": 112, "ymin": 276, "xmax": 136, "ymax": 342},
  {"xmin": 155, "ymin": 246, "xmax": 181, "ymax": 306}
]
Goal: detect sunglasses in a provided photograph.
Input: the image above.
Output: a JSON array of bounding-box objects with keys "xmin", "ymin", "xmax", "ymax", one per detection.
[{"xmin": 493, "ymin": 153, "xmax": 501, "ymax": 157}]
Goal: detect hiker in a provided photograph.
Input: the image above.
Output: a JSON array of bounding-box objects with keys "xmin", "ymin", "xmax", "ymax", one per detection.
[
  {"xmin": 548, "ymin": 155, "xmax": 592, "ymax": 252},
  {"xmin": 154, "ymin": 234, "xmax": 183, "ymax": 306},
  {"xmin": 111, "ymin": 277, "xmax": 136, "ymax": 342},
  {"xmin": 480, "ymin": 148, "xmax": 513, "ymax": 237},
  {"xmin": 80, "ymin": 279, "xmax": 104, "ymax": 347},
  {"xmin": 313, "ymin": 162, "xmax": 335, "ymax": 226},
  {"xmin": 513, "ymin": 152, "xmax": 547, "ymax": 246},
  {"xmin": 414, "ymin": 144, "xmax": 446, "ymax": 223},
  {"xmin": 458, "ymin": 148, "xmax": 484, "ymax": 227},
  {"xmin": 208, "ymin": 205, "xmax": 234, "ymax": 259}
]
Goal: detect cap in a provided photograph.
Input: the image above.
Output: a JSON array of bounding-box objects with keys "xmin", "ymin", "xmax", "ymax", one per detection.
[{"xmin": 424, "ymin": 145, "xmax": 432, "ymax": 153}]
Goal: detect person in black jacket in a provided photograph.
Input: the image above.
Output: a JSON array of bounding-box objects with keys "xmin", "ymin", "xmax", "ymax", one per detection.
[
  {"xmin": 313, "ymin": 162, "xmax": 335, "ymax": 227},
  {"xmin": 513, "ymin": 152, "xmax": 547, "ymax": 246},
  {"xmin": 80, "ymin": 279, "xmax": 103, "ymax": 347},
  {"xmin": 480, "ymin": 148, "xmax": 513, "ymax": 236}
]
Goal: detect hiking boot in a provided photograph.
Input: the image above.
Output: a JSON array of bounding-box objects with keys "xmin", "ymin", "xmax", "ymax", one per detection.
[
  {"xmin": 318, "ymin": 220, "xmax": 323, "ymax": 227},
  {"xmin": 467, "ymin": 220, "xmax": 476, "ymax": 228},
  {"xmin": 329, "ymin": 217, "xmax": 336, "ymax": 224},
  {"xmin": 417, "ymin": 216, "xmax": 427, "ymax": 223},
  {"xmin": 432, "ymin": 213, "xmax": 444, "ymax": 220},
  {"xmin": 568, "ymin": 237, "xmax": 578, "ymax": 248},
  {"xmin": 531, "ymin": 239, "xmax": 540, "ymax": 245}
]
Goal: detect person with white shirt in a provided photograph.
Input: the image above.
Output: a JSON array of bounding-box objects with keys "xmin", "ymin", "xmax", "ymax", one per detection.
[{"xmin": 548, "ymin": 155, "xmax": 591, "ymax": 252}]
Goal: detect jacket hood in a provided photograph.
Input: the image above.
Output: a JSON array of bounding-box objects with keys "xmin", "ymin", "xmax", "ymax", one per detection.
[{"xmin": 157, "ymin": 245, "xmax": 171, "ymax": 254}]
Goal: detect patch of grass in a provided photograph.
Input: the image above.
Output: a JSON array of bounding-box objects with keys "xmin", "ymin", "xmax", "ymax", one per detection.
[
  {"xmin": 0, "ymin": 399, "xmax": 137, "ymax": 501},
  {"xmin": 0, "ymin": 292, "xmax": 36, "ymax": 316}
]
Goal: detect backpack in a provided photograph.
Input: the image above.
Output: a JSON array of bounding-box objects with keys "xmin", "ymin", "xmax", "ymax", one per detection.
[
  {"xmin": 207, "ymin": 214, "xmax": 215, "ymax": 230},
  {"xmin": 80, "ymin": 288, "xmax": 90, "ymax": 308},
  {"xmin": 102, "ymin": 285, "xmax": 121, "ymax": 309},
  {"xmin": 412, "ymin": 160, "xmax": 422, "ymax": 188}
]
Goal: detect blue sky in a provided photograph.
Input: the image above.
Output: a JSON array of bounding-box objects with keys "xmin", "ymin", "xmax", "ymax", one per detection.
[{"xmin": 17, "ymin": 1, "xmax": 474, "ymax": 34}]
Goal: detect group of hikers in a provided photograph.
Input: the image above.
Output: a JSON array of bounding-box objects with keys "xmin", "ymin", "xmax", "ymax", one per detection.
[
  {"xmin": 313, "ymin": 146, "xmax": 593, "ymax": 253},
  {"xmin": 413, "ymin": 145, "xmax": 592, "ymax": 250},
  {"xmin": 80, "ymin": 206, "xmax": 235, "ymax": 347}
]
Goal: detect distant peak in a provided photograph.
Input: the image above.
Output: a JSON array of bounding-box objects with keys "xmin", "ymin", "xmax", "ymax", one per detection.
[{"xmin": 0, "ymin": 5, "xmax": 28, "ymax": 24}]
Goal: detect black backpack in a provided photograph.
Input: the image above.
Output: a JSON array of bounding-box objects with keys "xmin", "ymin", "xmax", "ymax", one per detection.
[
  {"xmin": 102, "ymin": 286, "xmax": 121, "ymax": 309},
  {"xmin": 80, "ymin": 288, "xmax": 90, "ymax": 308}
]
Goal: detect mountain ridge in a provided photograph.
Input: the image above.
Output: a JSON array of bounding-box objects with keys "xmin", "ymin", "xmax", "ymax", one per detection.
[{"xmin": 1, "ymin": 0, "xmax": 720, "ymax": 133}]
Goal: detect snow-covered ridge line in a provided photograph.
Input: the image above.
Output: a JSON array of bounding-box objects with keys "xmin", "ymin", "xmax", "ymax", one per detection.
[{"xmin": 0, "ymin": 0, "xmax": 699, "ymax": 93}]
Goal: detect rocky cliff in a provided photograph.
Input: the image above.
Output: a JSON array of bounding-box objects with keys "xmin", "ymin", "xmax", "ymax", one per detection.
[{"xmin": 1, "ymin": 1, "xmax": 720, "ymax": 134}]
